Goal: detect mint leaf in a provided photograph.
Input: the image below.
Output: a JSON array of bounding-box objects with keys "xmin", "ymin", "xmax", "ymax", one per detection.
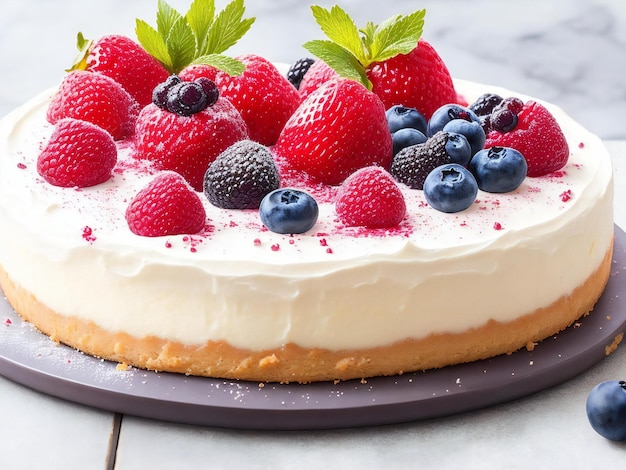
[
  {"xmin": 166, "ymin": 17, "xmax": 196, "ymax": 73},
  {"xmin": 190, "ymin": 54, "xmax": 246, "ymax": 76},
  {"xmin": 205, "ymin": 0, "xmax": 255, "ymax": 55},
  {"xmin": 304, "ymin": 40, "xmax": 371, "ymax": 89},
  {"xmin": 370, "ymin": 10, "xmax": 425, "ymax": 62},
  {"xmin": 186, "ymin": 0, "xmax": 216, "ymax": 55},
  {"xmin": 310, "ymin": 5, "xmax": 364, "ymax": 62},
  {"xmin": 136, "ymin": 18, "xmax": 174, "ymax": 71},
  {"xmin": 305, "ymin": 5, "xmax": 426, "ymax": 87},
  {"xmin": 67, "ymin": 32, "xmax": 94, "ymax": 72},
  {"xmin": 359, "ymin": 22, "xmax": 378, "ymax": 52},
  {"xmin": 156, "ymin": 0, "xmax": 183, "ymax": 38},
  {"xmin": 135, "ymin": 0, "xmax": 254, "ymax": 75}
]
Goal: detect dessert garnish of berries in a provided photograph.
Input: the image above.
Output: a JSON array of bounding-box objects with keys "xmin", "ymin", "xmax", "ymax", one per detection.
[{"xmin": 37, "ymin": 1, "xmax": 575, "ymax": 240}]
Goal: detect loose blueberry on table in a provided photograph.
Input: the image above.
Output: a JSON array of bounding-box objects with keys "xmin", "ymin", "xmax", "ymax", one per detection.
[{"xmin": 586, "ymin": 380, "xmax": 626, "ymax": 441}]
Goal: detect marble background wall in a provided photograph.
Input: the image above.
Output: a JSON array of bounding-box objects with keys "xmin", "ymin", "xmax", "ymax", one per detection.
[{"xmin": 2, "ymin": 0, "xmax": 624, "ymax": 139}]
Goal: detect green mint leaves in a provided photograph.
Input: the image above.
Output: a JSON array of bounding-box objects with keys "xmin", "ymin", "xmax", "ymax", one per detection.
[
  {"xmin": 303, "ymin": 5, "xmax": 425, "ymax": 90},
  {"xmin": 135, "ymin": 0, "xmax": 255, "ymax": 75},
  {"xmin": 67, "ymin": 32, "xmax": 95, "ymax": 72}
]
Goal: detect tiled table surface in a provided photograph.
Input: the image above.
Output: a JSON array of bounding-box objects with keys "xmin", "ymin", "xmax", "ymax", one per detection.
[{"xmin": 1, "ymin": 0, "xmax": 626, "ymax": 468}]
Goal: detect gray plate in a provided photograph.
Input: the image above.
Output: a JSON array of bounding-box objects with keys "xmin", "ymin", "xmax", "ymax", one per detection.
[{"xmin": 1, "ymin": 226, "xmax": 626, "ymax": 430}]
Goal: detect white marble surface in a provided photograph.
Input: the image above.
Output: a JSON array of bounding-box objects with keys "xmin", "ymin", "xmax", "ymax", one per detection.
[
  {"xmin": 1, "ymin": 0, "xmax": 626, "ymax": 139},
  {"xmin": 1, "ymin": 1, "xmax": 626, "ymax": 468}
]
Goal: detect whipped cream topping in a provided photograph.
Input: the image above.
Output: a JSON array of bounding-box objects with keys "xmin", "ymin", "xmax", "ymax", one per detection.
[{"xmin": 0, "ymin": 80, "xmax": 614, "ymax": 351}]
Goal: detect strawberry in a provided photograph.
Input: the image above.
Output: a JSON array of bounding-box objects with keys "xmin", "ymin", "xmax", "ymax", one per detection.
[
  {"xmin": 37, "ymin": 118, "xmax": 117, "ymax": 188},
  {"xmin": 180, "ymin": 54, "xmax": 301, "ymax": 146},
  {"xmin": 297, "ymin": 59, "xmax": 339, "ymax": 101},
  {"xmin": 303, "ymin": 6, "xmax": 457, "ymax": 120},
  {"xmin": 70, "ymin": 33, "xmax": 170, "ymax": 107},
  {"xmin": 335, "ymin": 166, "xmax": 406, "ymax": 228},
  {"xmin": 367, "ymin": 39, "xmax": 457, "ymax": 119},
  {"xmin": 125, "ymin": 172, "xmax": 206, "ymax": 237},
  {"xmin": 274, "ymin": 78, "xmax": 393, "ymax": 186},
  {"xmin": 484, "ymin": 101, "xmax": 569, "ymax": 177},
  {"xmin": 47, "ymin": 70, "xmax": 139, "ymax": 141},
  {"xmin": 178, "ymin": 64, "xmax": 219, "ymax": 83},
  {"xmin": 134, "ymin": 96, "xmax": 248, "ymax": 191}
]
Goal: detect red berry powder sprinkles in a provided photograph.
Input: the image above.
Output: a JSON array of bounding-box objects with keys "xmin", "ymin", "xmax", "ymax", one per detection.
[
  {"xmin": 560, "ymin": 190, "xmax": 573, "ymax": 202},
  {"xmin": 82, "ymin": 226, "xmax": 97, "ymax": 243}
]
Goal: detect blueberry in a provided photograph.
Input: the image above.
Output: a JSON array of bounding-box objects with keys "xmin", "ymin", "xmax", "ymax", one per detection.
[
  {"xmin": 423, "ymin": 164, "xmax": 478, "ymax": 213},
  {"xmin": 152, "ymin": 75, "xmax": 182, "ymax": 110},
  {"xmin": 259, "ymin": 188, "xmax": 319, "ymax": 234},
  {"xmin": 392, "ymin": 128, "xmax": 427, "ymax": 156},
  {"xmin": 386, "ymin": 105, "xmax": 428, "ymax": 135},
  {"xmin": 427, "ymin": 104, "xmax": 480, "ymax": 137},
  {"xmin": 468, "ymin": 147, "xmax": 527, "ymax": 193},
  {"xmin": 166, "ymin": 81, "xmax": 208, "ymax": 116},
  {"xmin": 586, "ymin": 380, "xmax": 626, "ymax": 441},
  {"xmin": 444, "ymin": 132, "xmax": 472, "ymax": 166},
  {"xmin": 443, "ymin": 119, "xmax": 486, "ymax": 156}
]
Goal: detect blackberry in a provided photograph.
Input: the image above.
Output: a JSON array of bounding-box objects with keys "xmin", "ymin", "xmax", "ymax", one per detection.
[
  {"xmin": 390, "ymin": 131, "xmax": 451, "ymax": 190},
  {"xmin": 287, "ymin": 58, "xmax": 315, "ymax": 90},
  {"xmin": 489, "ymin": 97, "xmax": 524, "ymax": 132},
  {"xmin": 203, "ymin": 140, "xmax": 280, "ymax": 209},
  {"xmin": 469, "ymin": 93, "xmax": 503, "ymax": 117},
  {"xmin": 195, "ymin": 77, "xmax": 219, "ymax": 107},
  {"xmin": 166, "ymin": 81, "xmax": 208, "ymax": 116},
  {"xmin": 490, "ymin": 108, "xmax": 518, "ymax": 132},
  {"xmin": 152, "ymin": 75, "xmax": 182, "ymax": 110}
]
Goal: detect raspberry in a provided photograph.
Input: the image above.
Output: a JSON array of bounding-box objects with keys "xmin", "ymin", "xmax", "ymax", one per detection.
[
  {"xmin": 485, "ymin": 101, "xmax": 569, "ymax": 177},
  {"xmin": 37, "ymin": 118, "xmax": 117, "ymax": 188},
  {"xmin": 125, "ymin": 172, "xmax": 207, "ymax": 237},
  {"xmin": 390, "ymin": 131, "xmax": 451, "ymax": 190},
  {"xmin": 336, "ymin": 166, "xmax": 406, "ymax": 228},
  {"xmin": 203, "ymin": 140, "xmax": 280, "ymax": 209},
  {"xmin": 134, "ymin": 97, "xmax": 248, "ymax": 191}
]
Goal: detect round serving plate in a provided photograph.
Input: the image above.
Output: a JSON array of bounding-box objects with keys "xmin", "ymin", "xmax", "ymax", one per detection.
[{"xmin": 1, "ymin": 226, "xmax": 625, "ymax": 431}]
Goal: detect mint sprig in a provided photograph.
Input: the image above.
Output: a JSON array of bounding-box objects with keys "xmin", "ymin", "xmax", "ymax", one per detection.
[
  {"xmin": 303, "ymin": 5, "xmax": 425, "ymax": 90},
  {"xmin": 136, "ymin": 0, "xmax": 255, "ymax": 76},
  {"xmin": 67, "ymin": 32, "xmax": 95, "ymax": 72}
]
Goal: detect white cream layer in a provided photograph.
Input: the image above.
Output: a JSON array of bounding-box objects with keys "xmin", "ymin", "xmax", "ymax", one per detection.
[{"xmin": 0, "ymin": 80, "xmax": 614, "ymax": 351}]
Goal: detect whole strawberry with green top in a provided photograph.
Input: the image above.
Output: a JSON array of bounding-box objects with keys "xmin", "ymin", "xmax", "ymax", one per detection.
[
  {"xmin": 69, "ymin": 0, "xmax": 254, "ymax": 107},
  {"xmin": 303, "ymin": 6, "xmax": 457, "ymax": 119}
]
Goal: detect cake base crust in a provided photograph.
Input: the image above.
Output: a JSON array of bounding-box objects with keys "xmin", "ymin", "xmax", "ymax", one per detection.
[{"xmin": 0, "ymin": 242, "xmax": 613, "ymax": 383}]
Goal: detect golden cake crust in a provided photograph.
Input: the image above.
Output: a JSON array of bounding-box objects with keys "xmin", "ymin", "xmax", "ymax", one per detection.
[{"xmin": 0, "ymin": 240, "xmax": 613, "ymax": 383}]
